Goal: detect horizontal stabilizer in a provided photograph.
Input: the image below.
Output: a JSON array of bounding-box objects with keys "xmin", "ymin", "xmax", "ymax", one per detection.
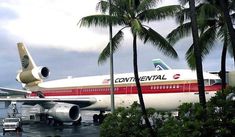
[{"xmin": 0, "ymin": 87, "xmax": 31, "ymax": 96}]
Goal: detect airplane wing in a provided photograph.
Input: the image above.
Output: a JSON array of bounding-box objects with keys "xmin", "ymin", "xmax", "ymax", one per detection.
[
  {"xmin": 0, "ymin": 97, "xmax": 97, "ymax": 108},
  {"xmin": 0, "ymin": 87, "xmax": 97, "ymax": 108},
  {"xmin": 0, "ymin": 87, "xmax": 31, "ymax": 96}
]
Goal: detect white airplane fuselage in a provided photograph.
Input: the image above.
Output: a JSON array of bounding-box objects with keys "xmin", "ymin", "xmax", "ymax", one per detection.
[
  {"xmin": 27, "ymin": 69, "xmax": 221, "ymax": 111},
  {"xmin": 0, "ymin": 43, "xmax": 222, "ymax": 123}
]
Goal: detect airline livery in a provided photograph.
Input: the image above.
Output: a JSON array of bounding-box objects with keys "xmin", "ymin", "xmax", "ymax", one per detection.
[{"xmin": 0, "ymin": 43, "xmax": 222, "ymax": 124}]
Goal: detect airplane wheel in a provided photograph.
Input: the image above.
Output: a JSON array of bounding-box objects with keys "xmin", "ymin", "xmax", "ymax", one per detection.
[
  {"xmin": 46, "ymin": 118, "xmax": 51, "ymax": 125},
  {"xmin": 93, "ymin": 114, "xmax": 99, "ymax": 123},
  {"xmin": 98, "ymin": 114, "xmax": 105, "ymax": 124},
  {"xmin": 72, "ymin": 117, "xmax": 82, "ymax": 126},
  {"xmin": 50, "ymin": 119, "xmax": 55, "ymax": 126}
]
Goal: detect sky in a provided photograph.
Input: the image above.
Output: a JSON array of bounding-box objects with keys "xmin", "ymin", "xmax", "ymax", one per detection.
[{"xmin": 0, "ymin": 0, "xmax": 234, "ymax": 88}]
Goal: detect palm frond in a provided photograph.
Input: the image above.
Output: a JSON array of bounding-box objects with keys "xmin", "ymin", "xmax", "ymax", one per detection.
[
  {"xmin": 96, "ymin": 0, "xmax": 109, "ymax": 13},
  {"xmin": 98, "ymin": 30, "xmax": 124, "ymax": 64},
  {"xmin": 198, "ymin": 3, "xmax": 219, "ymax": 19},
  {"xmin": 79, "ymin": 15, "xmax": 123, "ymax": 27},
  {"xmin": 186, "ymin": 26, "xmax": 217, "ymax": 70},
  {"xmin": 112, "ymin": 0, "xmax": 131, "ymax": 14},
  {"xmin": 142, "ymin": 27, "xmax": 178, "ymax": 58},
  {"xmin": 175, "ymin": 7, "xmax": 191, "ymax": 24},
  {"xmin": 199, "ymin": 26, "xmax": 217, "ymax": 57},
  {"xmin": 217, "ymin": 24, "xmax": 227, "ymax": 40},
  {"xmin": 197, "ymin": 3, "xmax": 219, "ymax": 27},
  {"xmin": 137, "ymin": 0, "xmax": 158, "ymax": 12},
  {"xmin": 97, "ymin": 0, "xmax": 125, "ymax": 17},
  {"xmin": 185, "ymin": 45, "xmax": 196, "ymax": 70},
  {"xmin": 167, "ymin": 22, "xmax": 192, "ymax": 45},
  {"xmin": 138, "ymin": 5, "xmax": 181, "ymax": 22}
]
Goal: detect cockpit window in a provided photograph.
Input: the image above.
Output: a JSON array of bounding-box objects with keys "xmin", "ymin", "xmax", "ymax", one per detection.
[
  {"xmin": 210, "ymin": 79, "xmax": 216, "ymax": 85},
  {"xmin": 204, "ymin": 79, "xmax": 221, "ymax": 86},
  {"xmin": 210, "ymin": 79, "xmax": 222, "ymax": 85}
]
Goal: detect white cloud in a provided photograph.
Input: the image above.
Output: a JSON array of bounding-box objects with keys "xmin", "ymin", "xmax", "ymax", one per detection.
[
  {"xmin": 2, "ymin": 0, "xmax": 111, "ymax": 52},
  {"xmin": 1, "ymin": 0, "xmax": 179, "ymax": 53}
]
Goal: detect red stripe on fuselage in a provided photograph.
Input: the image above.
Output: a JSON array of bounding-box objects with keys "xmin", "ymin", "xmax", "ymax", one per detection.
[{"xmin": 29, "ymin": 83, "xmax": 221, "ymax": 97}]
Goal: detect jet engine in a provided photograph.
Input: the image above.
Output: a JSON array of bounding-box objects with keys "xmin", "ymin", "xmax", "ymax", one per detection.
[
  {"xmin": 16, "ymin": 66, "xmax": 50, "ymax": 84},
  {"xmin": 46, "ymin": 103, "xmax": 81, "ymax": 122}
]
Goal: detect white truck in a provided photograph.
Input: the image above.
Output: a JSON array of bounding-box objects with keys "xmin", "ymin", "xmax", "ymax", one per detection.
[{"xmin": 2, "ymin": 117, "xmax": 22, "ymax": 135}]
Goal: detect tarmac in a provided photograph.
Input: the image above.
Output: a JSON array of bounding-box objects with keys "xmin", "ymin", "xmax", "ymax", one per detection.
[
  {"xmin": 0, "ymin": 122, "xmax": 99, "ymax": 137},
  {"xmin": 0, "ymin": 110, "xmax": 100, "ymax": 137}
]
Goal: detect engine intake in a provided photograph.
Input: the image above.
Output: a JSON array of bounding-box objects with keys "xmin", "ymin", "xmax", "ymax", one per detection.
[
  {"xmin": 47, "ymin": 103, "xmax": 81, "ymax": 122},
  {"xmin": 40, "ymin": 67, "xmax": 50, "ymax": 78},
  {"xmin": 16, "ymin": 66, "xmax": 50, "ymax": 84}
]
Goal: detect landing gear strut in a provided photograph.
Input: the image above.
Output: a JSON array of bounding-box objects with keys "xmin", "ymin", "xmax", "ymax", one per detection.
[{"xmin": 93, "ymin": 110, "xmax": 105, "ymax": 124}]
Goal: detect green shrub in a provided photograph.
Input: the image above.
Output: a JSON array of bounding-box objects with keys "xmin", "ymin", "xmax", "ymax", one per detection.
[
  {"xmin": 100, "ymin": 87, "xmax": 235, "ymax": 137},
  {"xmin": 100, "ymin": 102, "xmax": 156, "ymax": 137}
]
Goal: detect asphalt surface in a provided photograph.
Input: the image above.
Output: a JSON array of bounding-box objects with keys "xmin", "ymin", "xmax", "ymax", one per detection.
[
  {"xmin": 0, "ymin": 122, "xmax": 100, "ymax": 137},
  {"xmin": 0, "ymin": 110, "xmax": 100, "ymax": 137}
]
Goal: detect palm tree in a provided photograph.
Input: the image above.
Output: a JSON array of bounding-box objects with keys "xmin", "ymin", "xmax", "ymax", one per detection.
[
  {"xmin": 169, "ymin": 0, "xmax": 206, "ymax": 108},
  {"xmin": 218, "ymin": 0, "xmax": 235, "ymax": 64},
  {"xmin": 168, "ymin": 1, "xmax": 235, "ymax": 90},
  {"xmin": 200, "ymin": 0, "xmax": 235, "ymax": 89},
  {"xmin": 79, "ymin": 0, "xmax": 180, "ymax": 136}
]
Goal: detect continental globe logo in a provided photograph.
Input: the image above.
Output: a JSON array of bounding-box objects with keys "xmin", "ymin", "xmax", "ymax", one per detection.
[{"xmin": 22, "ymin": 55, "xmax": 29, "ymax": 69}]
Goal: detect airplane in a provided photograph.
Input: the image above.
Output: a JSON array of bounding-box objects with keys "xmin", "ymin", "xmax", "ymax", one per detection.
[{"xmin": 0, "ymin": 43, "xmax": 222, "ymax": 125}]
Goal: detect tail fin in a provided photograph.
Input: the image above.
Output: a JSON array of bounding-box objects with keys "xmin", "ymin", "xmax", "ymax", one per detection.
[
  {"xmin": 17, "ymin": 42, "xmax": 37, "ymax": 71},
  {"xmin": 152, "ymin": 59, "xmax": 171, "ymax": 71},
  {"xmin": 16, "ymin": 43, "xmax": 50, "ymax": 87}
]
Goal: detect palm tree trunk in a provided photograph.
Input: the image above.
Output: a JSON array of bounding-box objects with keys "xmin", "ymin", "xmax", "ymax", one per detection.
[
  {"xmin": 219, "ymin": 0, "xmax": 235, "ymax": 64},
  {"xmin": 109, "ymin": 0, "xmax": 115, "ymax": 113},
  {"xmin": 188, "ymin": 0, "xmax": 206, "ymax": 108},
  {"xmin": 132, "ymin": 34, "xmax": 155, "ymax": 137},
  {"xmin": 221, "ymin": 37, "xmax": 227, "ymax": 90}
]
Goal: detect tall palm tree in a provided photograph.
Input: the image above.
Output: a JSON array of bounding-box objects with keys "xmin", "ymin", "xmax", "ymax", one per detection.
[
  {"xmin": 199, "ymin": 0, "xmax": 235, "ymax": 89},
  {"xmin": 205, "ymin": 0, "xmax": 235, "ymax": 89},
  {"xmin": 168, "ymin": 1, "xmax": 235, "ymax": 90},
  {"xmin": 169, "ymin": 0, "xmax": 206, "ymax": 108},
  {"xmin": 79, "ymin": 0, "xmax": 180, "ymax": 136},
  {"xmin": 218, "ymin": 0, "xmax": 235, "ymax": 64}
]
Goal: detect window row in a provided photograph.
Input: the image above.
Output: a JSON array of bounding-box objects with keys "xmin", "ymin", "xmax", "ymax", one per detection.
[
  {"xmin": 81, "ymin": 87, "xmax": 119, "ymax": 92},
  {"xmin": 150, "ymin": 84, "xmax": 180, "ymax": 90}
]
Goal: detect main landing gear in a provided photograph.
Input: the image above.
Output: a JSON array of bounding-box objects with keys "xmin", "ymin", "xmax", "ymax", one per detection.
[
  {"xmin": 45, "ymin": 116, "xmax": 63, "ymax": 126},
  {"xmin": 93, "ymin": 110, "xmax": 106, "ymax": 124},
  {"xmin": 72, "ymin": 117, "xmax": 82, "ymax": 126}
]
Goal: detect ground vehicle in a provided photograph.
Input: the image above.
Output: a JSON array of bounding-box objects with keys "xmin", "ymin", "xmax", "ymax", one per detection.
[{"xmin": 2, "ymin": 117, "xmax": 22, "ymax": 134}]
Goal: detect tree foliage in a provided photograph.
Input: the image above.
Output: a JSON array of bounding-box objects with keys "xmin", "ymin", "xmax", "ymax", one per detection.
[
  {"xmin": 100, "ymin": 87, "xmax": 235, "ymax": 137},
  {"xmin": 100, "ymin": 102, "xmax": 155, "ymax": 137}
]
